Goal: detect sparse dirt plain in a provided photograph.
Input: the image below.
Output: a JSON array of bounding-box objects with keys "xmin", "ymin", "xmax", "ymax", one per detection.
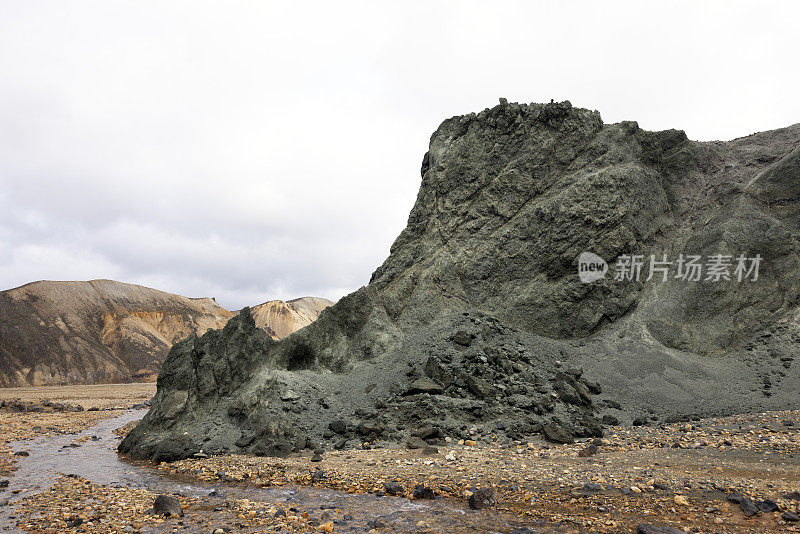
[{"xmin": 0, "ymin": 383, "xmax": 156, "ymax": 410}]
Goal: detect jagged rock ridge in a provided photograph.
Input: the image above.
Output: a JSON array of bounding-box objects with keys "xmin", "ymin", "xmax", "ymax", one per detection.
[{"xmin": 121, "ymin": 100, "xmax": 800, "ymax": 462}]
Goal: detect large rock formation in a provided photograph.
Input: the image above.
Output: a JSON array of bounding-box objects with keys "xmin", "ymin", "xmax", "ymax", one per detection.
[
  {"xmin": 0, "ymin": 280, "xmax": 332, "ymax": 387},
  {"xmin": 120, "ymin": 100, "xmax": 800, "ymax": 462},
  {"xmin": 0, "ymin": 280, "xmax": 233, "ymax": 386},
  {"xmin": 249, "ymin": 297, "xmax": 333, "ymax": 340}
]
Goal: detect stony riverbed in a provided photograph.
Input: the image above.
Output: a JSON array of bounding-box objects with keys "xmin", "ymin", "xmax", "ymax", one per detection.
[{"xmin": 1, "ymin": 385, "xmax": 799, "ymax": 533}]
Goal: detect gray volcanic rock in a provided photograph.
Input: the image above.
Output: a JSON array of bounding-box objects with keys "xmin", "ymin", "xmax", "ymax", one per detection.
[{"xmin": 120, "ymin": 100, "xmax": 800, "ymax": 462}]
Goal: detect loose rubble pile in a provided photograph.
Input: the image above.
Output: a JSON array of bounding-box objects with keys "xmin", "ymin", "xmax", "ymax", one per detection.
[{"xmin": 120, "ymin": 310, "xmax": 607, "ymax": 462}]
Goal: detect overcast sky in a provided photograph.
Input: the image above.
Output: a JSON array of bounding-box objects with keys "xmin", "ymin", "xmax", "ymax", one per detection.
[{"xmin": 0, "ymin": 1, "xmax": 798, "ymax": 310}]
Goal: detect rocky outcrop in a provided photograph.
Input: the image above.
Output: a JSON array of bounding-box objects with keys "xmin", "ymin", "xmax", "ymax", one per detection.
[
  {"xmin": 121, "ymin": 100, "xmax": 800, "ymax": 462},
  {"xmin": 249, "ymin": 297, "xmax": 333, "ymax": 340}
]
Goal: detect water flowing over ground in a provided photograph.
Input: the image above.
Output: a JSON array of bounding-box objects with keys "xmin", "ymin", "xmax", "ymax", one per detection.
[{"xmin": 1, "ymin": 410, "xmax": 561, "ymax": 533}]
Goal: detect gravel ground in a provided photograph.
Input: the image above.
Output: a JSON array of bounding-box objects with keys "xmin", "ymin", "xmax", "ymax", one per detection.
[
  {"xmin": 12, "ymin": 475, "xmax": 319, "ymax": 533},
  {"xmin": 153, "ymin": 410, "xmax": 800, "ymax": 533},
  {"xmin": 2, "ymin": 385, "xmax": 799, "ymax": 533}
]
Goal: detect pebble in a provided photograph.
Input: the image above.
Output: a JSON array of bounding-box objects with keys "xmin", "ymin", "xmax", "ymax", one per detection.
[{"xmin": 672, "ymin": 495, "xmax": 689, "ymax": 506}]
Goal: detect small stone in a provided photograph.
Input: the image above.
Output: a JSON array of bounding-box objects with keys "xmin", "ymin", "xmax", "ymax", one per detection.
[
  {"xmin": 311, "ymin": 468, "xmax": 324, "ymax": 483},
  {"xmin": 636, "ymin": 525, "xmax": 685, "ymax": 534},
  {"xmin": 468, "ymin": 487, "xmax": 496, "ymax": 510},
  {"xmin": 406, "ymin": 436, "xmax": 428, "ymax": 450},
  {"xmin": 328, "ymin": 420, "xmax": 347, "ymax": 434},
  {"xmin": 578, "ymin": 444, "xmax": 598, "ymax": 457},
  {"xmin": 783, "ymin": 511, "xmax": 800, "ymax": 522},
  {"xmin": 281, "ymin": 389, "xmax": 300, "ymax": 401},
  {"xmin": 542, "ymin": 422, "xmax": 574, "ymax": 444},
  {"xmin": 153, "ymin": 495, "xmax": 183, "ymax": 518},
  {"xmin": 405, "ymin": 379, "xmax": 443, "ymax": 395},
  {"xmin": 383, "ymin": 481, "xmax": 403, "ymax": 496},
  {"xmin": 673, "ymin": 495, "xmax": 689, "ymax": 506},
  {"xmin": 739, "ymin": 498, "xmax": 758, "ymax": 517},
  {"xmin": 727, "ymin": 492, "xmax": 745, "ymax": 504},
  {"xmin": 413, "ymin": 485, "xmax": 435, "ymax": 500},
  {"xmin": 756, "ymin": 499, "xmax": 779, "ymax": 513},
  {"xmin": 412, "ymin": 426, "xmax": 439, "ymax": 439},
  {"xmin": 318, "ymin": 521, "xmax": 334, "ymax": 532}
]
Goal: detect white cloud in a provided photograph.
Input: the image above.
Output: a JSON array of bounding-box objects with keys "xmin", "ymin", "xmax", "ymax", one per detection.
[{"xmin": 0, "ymin": 1, "xmax": 798, "ymax": 308}]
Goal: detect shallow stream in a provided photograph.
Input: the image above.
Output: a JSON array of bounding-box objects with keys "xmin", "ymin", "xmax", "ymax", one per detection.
[{"xmin": 0, "ymin": 410, "xmax": 560, "ymax": 533}]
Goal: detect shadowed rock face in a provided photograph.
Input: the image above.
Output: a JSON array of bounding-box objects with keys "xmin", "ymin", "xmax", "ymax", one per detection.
[{"xmin": 120, "ymin": 100, "xmax": 800, "ymax": 462}]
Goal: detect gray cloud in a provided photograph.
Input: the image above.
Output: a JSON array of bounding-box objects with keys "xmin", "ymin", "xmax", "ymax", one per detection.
[{"xmin": 1, "ymin": 1, "xmax": 798, "ymax": 309}]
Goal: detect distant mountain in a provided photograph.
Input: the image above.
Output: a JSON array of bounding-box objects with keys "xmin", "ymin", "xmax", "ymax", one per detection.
[
  {"xmin": 0, "ymin": 280, "xmax": 332, "ymax": 387},
  {"xmin": 249, "ymin": 297, "xmax": 333, "ymax": 340}
]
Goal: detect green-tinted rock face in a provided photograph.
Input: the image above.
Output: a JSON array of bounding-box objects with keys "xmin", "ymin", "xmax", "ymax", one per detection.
[{"xmin": 120, "ymin": 101, "xmax": 800, "ymax": 461}]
